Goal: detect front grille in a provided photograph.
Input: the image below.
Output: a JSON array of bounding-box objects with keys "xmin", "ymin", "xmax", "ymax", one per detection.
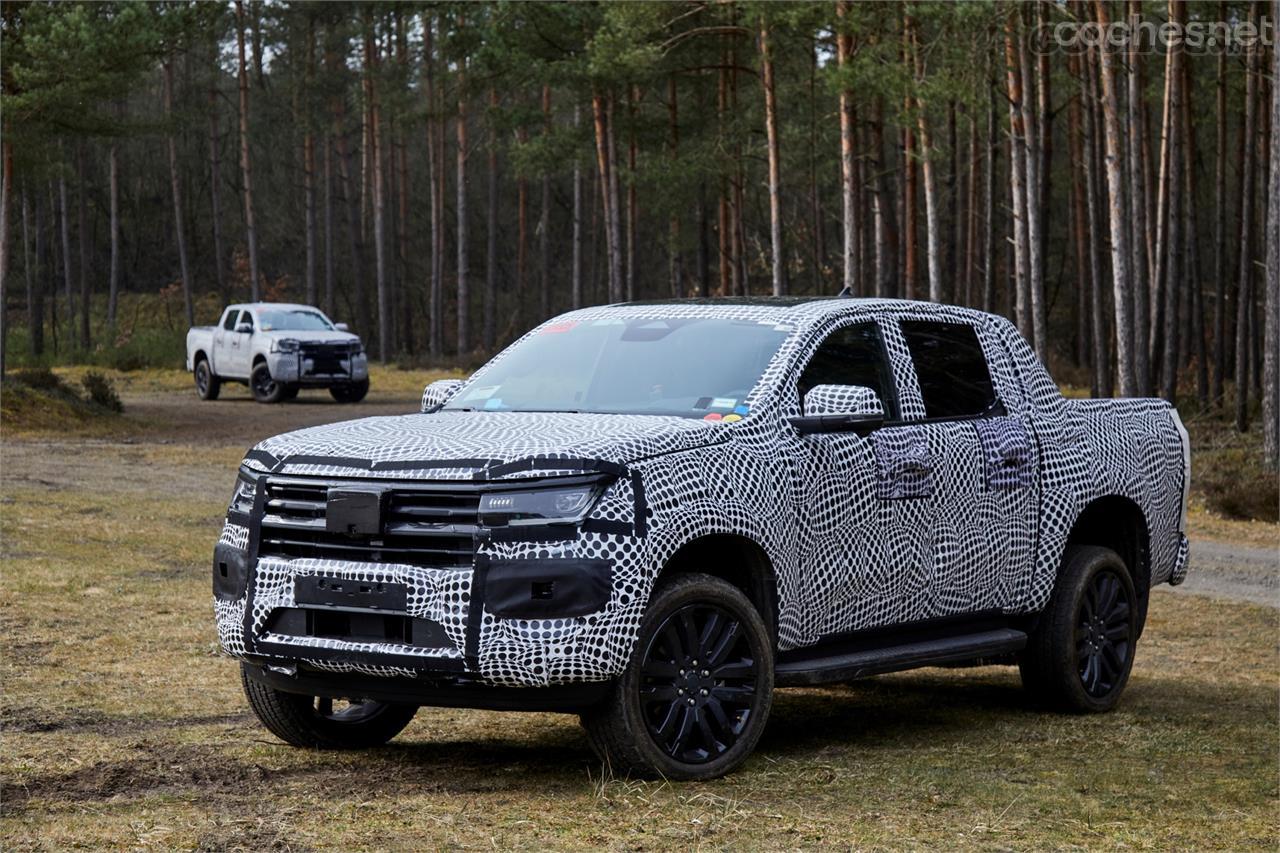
[
  {"xmin": 258, "ymin": 477, "xmax": 481, "ymax": 568},
  {"xmin": 300, "ymin": 342, "xmax": 355, "ymax": 376}
]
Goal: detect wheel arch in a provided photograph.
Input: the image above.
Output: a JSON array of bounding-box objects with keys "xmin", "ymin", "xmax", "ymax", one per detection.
[
  {"xmin": 1065, "ymin": 495, "xmax": 1151, "ymax": 627},
  {"xmin": 193, "ymin": 349, "xmax": 210, "ymax": 367},
  {"xmin": 654, "ymin": 533, "xmax": 780, "ymax": 649}
]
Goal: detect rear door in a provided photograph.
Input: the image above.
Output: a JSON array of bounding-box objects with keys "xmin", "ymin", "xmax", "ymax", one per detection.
[
  {"xmin": 881, "ymin": 317, "xmax": 1038, "ymax": 619},
  {"xmin": 212, "ymin": 308, "xmax": 240, "ymax": 376}
]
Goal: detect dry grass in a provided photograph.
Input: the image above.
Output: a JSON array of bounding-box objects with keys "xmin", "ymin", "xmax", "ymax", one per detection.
[{"xmin": 2, "ymin": 436, "xmax": 1278, "ymax": 850}]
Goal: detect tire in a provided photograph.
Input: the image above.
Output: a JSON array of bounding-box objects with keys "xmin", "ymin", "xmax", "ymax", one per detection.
[
  {"xmin": 240, "ymin": 664, "xmax": 417, "ymax": 749},
  {"xmin": 1020, "ymin": 545, "xmax": 1141, "ymax": 713},
  {"xmin": 250, "ymin": 362, "xmax": 285, "ymax": 404},
  {"xmin": 194, "ymin": 359, "xmax": 221, "ymax": 401},
  {"xmin": 580, "ymin": 573, "xmax": 774, "ymax": 781},
  {"xmin": 280, "ymin": 384, "xmax": 300, "ymax": 401},
  {"xmin": 330, "ymin": 378, "xmax": 370, "ymax": 404}
]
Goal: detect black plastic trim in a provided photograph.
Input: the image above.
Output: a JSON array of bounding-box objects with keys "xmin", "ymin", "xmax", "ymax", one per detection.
[
  {"xmin": 484, "ymin": 558, "xmax": 613, "ymax": 619},
  {"xmin": 244, "ymin": 662, "xmax": 611, "ymax": 712}
]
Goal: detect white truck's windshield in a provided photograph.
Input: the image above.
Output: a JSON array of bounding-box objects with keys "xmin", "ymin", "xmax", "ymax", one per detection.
[
  {"xmin": 445, "ymin": 316, "xmax": 791, "ymax": 419},
  {"xmin": 257, "ymin": 309, "xmax": 333, "ymax": 332}
]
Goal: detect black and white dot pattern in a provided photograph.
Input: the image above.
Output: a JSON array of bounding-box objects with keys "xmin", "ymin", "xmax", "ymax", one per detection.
[{"xmin": 214, "ymin": 298, "xmax": 1190, "ymax": 687}]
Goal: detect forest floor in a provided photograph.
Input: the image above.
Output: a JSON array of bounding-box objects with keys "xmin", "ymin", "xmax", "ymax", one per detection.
[{"xmin": 1, "ymin": 368, "xmax": 1276, "ymax": 850}]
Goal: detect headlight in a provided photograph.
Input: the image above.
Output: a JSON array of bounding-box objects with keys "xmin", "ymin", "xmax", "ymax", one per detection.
[
  {"xmin": 351, "ymin": 340, "xmax": 365, "ymax": 356},
  {"xmin": 271, "ymin": 338, "xmax": 300, "ymax": 353},
  {"xmin": 229, "ymin": 476, "xmax": 257, "ymax": 515},
  {"xmin": 478, "ymin": 482, "xmax": 608, "ymax": 527}
]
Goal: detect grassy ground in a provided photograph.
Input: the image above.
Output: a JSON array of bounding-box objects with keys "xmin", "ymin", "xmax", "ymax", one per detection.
[{"xmin": 1, "ymin": 367, "xmax": 1276, "ymax": 849}]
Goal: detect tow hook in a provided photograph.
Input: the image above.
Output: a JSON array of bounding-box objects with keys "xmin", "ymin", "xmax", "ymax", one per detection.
[{"xmin": 266, "ymin": 663, "xmax": 298, "ymax": 677}]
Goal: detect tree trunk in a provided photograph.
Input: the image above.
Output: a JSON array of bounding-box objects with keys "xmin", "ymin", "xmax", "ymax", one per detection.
[
  {"xmin": 303, "ymin": 17, "xmax": 318, "ymax": 308},
  {"xmin": 517, "ymin": 120, "xmax": 528, "ymax": 322},
  {"xmin": 911, "ymin": 21, "xmax": 942, "ymax": 304},
  {"xmin": 23, "ymin": 188, "xmax": 44, "ymax": 357},
  {"xmin": 108, "ymin": 139, "xmax": 121, "ymax": 327},
  {"xmin": 0, "ymin": 142, "xmax": 10, "ymax": 377},
  {"xmin": 163, "ymin": 61, "xmax": 195, "ymax": 329},
  {"xmin": 540, "ymin": 84, "xmax": 553, "ymax": 318},
  {"xmin": 1180, "ymin": 52, "xmax": 1208, "ymax": 407},
  {"xmin": 58, "ymin": 169, "xmax": 74, "ymax": 346},
  {"xmin": 1264, "ymin": 0, "xmax": 1280, "ymax": 465},
  {"xmin": 572, "ymin": 103, "xmax": 583, "ymax": 309},
  {"xmin": 1235, "ymin": 4, "xmax": 1259, "ymax": 432},
  {"xmin": 870, "ymin": 96, "xmax": 898, "ymax": 298},
  {"xmin": 484, "ymin": 89, "xmax": 499, "ymax": 351},
  {"xmin": 208, "ymin": 70, "xmax": 227, "ymax": 304},
  {"xmin": 1068, "ymin": 51, "xmax": 1093, "ymax": 375},
  {"xmin": 1212, "ymin": 48, "xmax": 1229, "ymax": 405},
  {"xmin": 1150, "ymin": 29, "xmax": 1174, "ymax": 383},
  {"xmin": 964, "ymin": 113, "xmax": 980, "ymax": 306},
  {"xmin": 1083, "ymin": 56, "xmax": 1111, "ymax": 397},
  {"xmin": 235, "ymin": 1, "xmax": 261, "ymax": 301},
  {"xmin": 1004, "ymin": 17, "xmax": 1032, "ymax": 340},
  {"xmin": 1159, "ymin": 2, "xmax": 1183, "ymax": 406},
  {"xmin": 1018, "ymin": 12, "xmax": 1046, "ymax": 360},
  {"xmin": 625, "ymin": 85, "xmax": 638, "ymax": 301},
  {"xmin": 324, "ymin": 136, "xmax": 335, "ymax": 317},
  {"xmin": 837, "ymin": 1, "xmax": 856, "ymax": 296},
  {"xmin": 456, "ymin": 48, "xmax": 470, "ymax": 356},
  {"xmin": 76, "ymin": 143, "xmax": 90, "ymax": 348},
  {"xmin": 1126, "ymin": 0, "xmax": 1152, "ymax": 394},
  {"xmin": 1092, "ymin": 0, "xmax": 1137, "ymax": 397},
  {"xmin": 717, "ymin": 52, "xmax": 730, "ymax": 296},
  {"xmin": 591, "ymin": 90, "xmax": 620, "ymax": 302},
  {"xmin": 982, "ymin": 75, "xmax": 998, "ymax": 314},
  {"xmin": 668, "ymin": 75, "xmax": 683, "ymax": 298},
  {"xmin": 903, "ymin": 122, "xmax": 918, "ymax": 299},
  {"xmin": 760, "ymin": 18, "xmax": 785, "ymax": 296},
  {"xmin": 422, "ymin": 13, "xmax": 442, "ymax": 357},
  {"xmin": 365, "ymin": 19, "xmax": 388, "ymax": 363}
]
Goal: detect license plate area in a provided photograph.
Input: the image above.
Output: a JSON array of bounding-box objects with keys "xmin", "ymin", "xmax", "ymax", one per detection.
[
  {"xmin": 294, "ymin": 575, "xmax": 407, "ymax": 611},
  {"xmin": 266, "ymin": 606, "xmax": 450, "ymax": 649}
]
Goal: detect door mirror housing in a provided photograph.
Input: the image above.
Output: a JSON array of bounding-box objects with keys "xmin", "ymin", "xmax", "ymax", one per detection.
[
  {"xmin": 421, "ymin": 378, "xmax": 465, "ymax": 413},
  {"xmin": 789, "ymin": 384, "xmax": 886, "ymax": 435},
  {"xmin": 236, "ymin": 321, "xmax": 254, "ymax": 335},
  {"xmin": 334, "ymin": 322, "xmax": 350, "ymax": 332}
]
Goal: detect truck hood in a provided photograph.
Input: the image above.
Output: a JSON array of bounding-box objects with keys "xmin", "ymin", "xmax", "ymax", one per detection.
[
  {"xmin": 257, "ymin": 329, "xmax": 361, "ymax": 344},
  {"xmin": 244, "ymin": 410, "xmax": 729, "ymax": 480}
]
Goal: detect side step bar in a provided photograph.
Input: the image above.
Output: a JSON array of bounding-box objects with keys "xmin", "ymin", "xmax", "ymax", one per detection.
[{"xmin": 775, "ymin": 628, "xmax": 1028, "ymax": 687}]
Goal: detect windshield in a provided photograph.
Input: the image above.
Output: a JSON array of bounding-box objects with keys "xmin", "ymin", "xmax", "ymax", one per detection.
[
  {"xmin": 257, "ymin": 309, "xmax": 333, "ymax": 332},
  {"xmin": 445, "ymin": 316, "xmax": 791, "ymax": 418}
]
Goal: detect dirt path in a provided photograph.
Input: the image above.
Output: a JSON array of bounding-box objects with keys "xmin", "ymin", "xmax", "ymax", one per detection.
[{"xmin": 1163, "ymin": 540, "xmax": 1279, "ymax": 608}]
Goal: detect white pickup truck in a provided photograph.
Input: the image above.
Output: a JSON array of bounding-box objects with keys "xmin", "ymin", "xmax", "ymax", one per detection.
[{"xmin": 186, "ymin": 302, "xmax": 369, "ymax": 404}]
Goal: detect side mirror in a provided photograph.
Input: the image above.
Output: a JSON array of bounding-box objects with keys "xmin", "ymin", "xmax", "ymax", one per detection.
[
  {"xmin": 334, "ymin": 322, "xmax": 350, "ymax": 332},
  {"xmin": 421, "ymin": 378, "xmax": 465, "ymax": 413},
  {"xmin": 789, "ymin": 384, "xmax": 885, "ymax": 436},
  {"xmin": 236, "ymin": 322, "xmax": 254, "ymax": 334}
]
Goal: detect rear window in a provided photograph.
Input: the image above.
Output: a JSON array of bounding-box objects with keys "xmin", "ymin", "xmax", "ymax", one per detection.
[{"xmin": 900, "ymin": 320, "xmax": 997, "ymax": 419}]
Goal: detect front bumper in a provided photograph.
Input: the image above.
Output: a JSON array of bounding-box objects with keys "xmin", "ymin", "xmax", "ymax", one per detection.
[
  {"xmin": 213, "ymin": 468, "xmax": 647, "ymax": 689},
  {"xmin": 266, "ymin": 348, "xmax": 368, "ymax": 386}
]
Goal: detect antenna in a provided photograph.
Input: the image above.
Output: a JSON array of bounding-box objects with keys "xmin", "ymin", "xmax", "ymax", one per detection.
[{"xmin": 837, "ymin": 285, "xmax": 853, "ymax": 298}]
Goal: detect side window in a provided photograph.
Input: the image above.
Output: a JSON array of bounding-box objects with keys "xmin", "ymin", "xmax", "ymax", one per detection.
[
  {"xmin": 222, "ymin": 310, "xmax": 239, "ymax": 331},
  {"xmin": 900, "ymin": 320, "xmax": 998, "ymax": 419},
  {"xmin": 798, "ymin": 322, "xmax": 894, "ymax": 413}
]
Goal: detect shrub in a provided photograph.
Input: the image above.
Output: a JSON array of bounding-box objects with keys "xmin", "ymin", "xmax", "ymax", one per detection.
[
  {"xmin": 12, "ymin": 366, "xmax": 69, "ymax": 393},
  {"xmin": 81, "ymin": 371, "xmax": 124, "ymax": 413}
]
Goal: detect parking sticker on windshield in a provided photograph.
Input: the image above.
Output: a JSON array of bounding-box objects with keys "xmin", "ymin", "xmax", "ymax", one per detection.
[
  {"xmin": 539, "ymin": 321, "xmax": 579, "ymax": 335},
  {"xmin": 710, "ymin": 397, "xmax": 737, "ymax": 410}
]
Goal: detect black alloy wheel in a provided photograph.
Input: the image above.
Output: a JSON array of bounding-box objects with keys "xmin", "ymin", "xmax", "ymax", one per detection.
[
  {"xmin": 581, "ymin": 573, "xmax": 774, "ymax": 780},
  {"xmin": 195, "ymin": 359, "xmax": 220, "ymax": 400},
  {"xmin": 1020, "ymin": 545, "xmax": 1141, "ymax": 713},
  {"xmin": 250, "ymin": 363, "xmax": 284, "ymax": 403},
  {"xmin": 1076, "ymin": 568, "xmax": 1132, "ymax": 698},
  {"xmin": 639, "ymin": 603, "xmax": 759, "ymax": 764}
]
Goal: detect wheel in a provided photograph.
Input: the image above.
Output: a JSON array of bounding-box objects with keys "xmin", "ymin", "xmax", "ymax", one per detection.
[
  {"xmin": 280, "ymin": 384, "xmax": 300, "ymax": 401},
  {"xmin": 194, "ymin": 359, "xmax": 220, "ymax": 401},
  {"xmin": 250, "ymin": 362, "xmax": 285, "ymax": 404},
  {"xmin": 580, "ymin": 573, "xmax": 774, "ymax": 780},
  {"xmin": 1020, "ymin": 545, "xmax": 1141, "ymax": 713},
  {"xmin": 330, "ymin": 378, "xmax": 370, "ymax": 403},
  {"xmin": 240, "ymin": 664, "xmax": 417, "ymax": 749}
]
